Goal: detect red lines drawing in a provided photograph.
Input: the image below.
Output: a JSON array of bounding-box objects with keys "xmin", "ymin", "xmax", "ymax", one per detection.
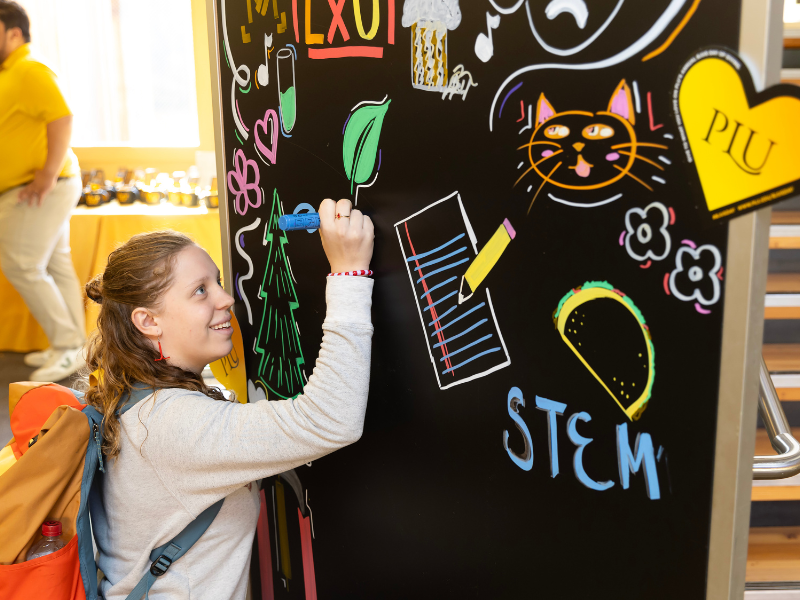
[
  {"xmin": 405, "ymin": 221, "xmax": 454, "ymax": 374},
  {"xmin": 647, "ymin": 91, "xmax": 663, "ymax": 131},
  {"xmin": 308, "ymin": 46, "xmax": 384, "ymax": 59}
]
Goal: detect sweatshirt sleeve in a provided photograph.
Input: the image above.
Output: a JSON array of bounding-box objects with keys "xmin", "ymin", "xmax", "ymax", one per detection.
[{"xmin": 124, "ymin": 276, "xmax": 374, "ymax": 516}]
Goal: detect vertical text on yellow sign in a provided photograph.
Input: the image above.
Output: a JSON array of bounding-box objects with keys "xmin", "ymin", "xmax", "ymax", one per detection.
[{"xmin": 209, "ymin": 313, "xmax": 249, "ymax": 403}]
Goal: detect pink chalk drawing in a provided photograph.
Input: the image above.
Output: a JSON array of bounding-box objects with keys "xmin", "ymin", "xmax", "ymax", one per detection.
[
  {"xmin": 228, "ymin": 149, "xmax": 262, "ymax": 215},
  {"xmin": 255, "ymin": 109, "xmax": 279, "ymax": 165}
]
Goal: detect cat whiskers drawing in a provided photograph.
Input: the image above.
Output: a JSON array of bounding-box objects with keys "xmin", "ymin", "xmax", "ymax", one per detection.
[{"xmin": 514, "ymin": 80, "xmax": 669, "ymax": 212}]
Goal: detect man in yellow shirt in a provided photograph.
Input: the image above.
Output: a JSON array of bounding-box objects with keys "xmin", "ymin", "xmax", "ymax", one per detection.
[{"xmin": 0, "ymin": 1, "xmax": 86, "ymax": 381}]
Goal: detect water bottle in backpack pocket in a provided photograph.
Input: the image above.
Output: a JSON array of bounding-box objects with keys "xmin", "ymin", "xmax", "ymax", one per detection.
[{"xmin": 27, "ymin": 521, "xmax": 68, "ymax": 560}]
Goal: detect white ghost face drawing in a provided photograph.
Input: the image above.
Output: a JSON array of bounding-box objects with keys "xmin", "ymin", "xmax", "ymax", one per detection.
[
  {"xmin": 517, "ymin": 0, "xmax": 682, "ymax": 57},
  {"xmin": 525, "ymin": 0, "xmax": 622, "ymax": 56}
]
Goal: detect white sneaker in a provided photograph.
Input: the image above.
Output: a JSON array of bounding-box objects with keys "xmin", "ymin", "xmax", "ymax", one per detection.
[
  {"xmin": 30, "ymin": 347, "xmax": 86, "ymax": 383},
  {"xmin": 24, "ymin": 347, "xmax": 54, "ymax": 368}
]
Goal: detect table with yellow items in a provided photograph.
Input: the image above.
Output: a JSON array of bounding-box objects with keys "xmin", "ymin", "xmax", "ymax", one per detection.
[{"xmin": 0, "ymin": 201, "xmax": 223, "ymax": 352}]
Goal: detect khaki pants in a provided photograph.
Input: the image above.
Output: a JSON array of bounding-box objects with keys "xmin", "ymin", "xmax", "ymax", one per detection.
[{"xmin": 0, "ymin": 177, "xmax": 86, "ymax": 349}]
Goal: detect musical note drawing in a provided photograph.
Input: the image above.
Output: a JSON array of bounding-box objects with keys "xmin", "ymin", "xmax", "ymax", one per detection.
[
  {"xmin": 395, "ymin": 192, "xmax": 511, "ymax": 390},
  {"xmin": 257, "ymin": 33, "xmax": 273, "ymax": 87},
  {"xmin": 475, "ymin": 12, "xmax": 500, "ymax": 63}
]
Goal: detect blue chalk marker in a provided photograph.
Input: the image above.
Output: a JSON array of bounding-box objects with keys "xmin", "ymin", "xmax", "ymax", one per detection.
[{"xmin": 279, "ymin": 213, "xmax": 320, "ymax": 231}]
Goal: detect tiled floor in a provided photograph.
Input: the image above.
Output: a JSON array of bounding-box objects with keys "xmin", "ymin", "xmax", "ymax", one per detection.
[{"xmin": 0, "ymin": 351, "xmax": 80, "ymax": 444}]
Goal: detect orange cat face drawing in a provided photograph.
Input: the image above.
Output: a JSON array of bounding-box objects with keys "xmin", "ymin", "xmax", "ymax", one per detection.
[{"xmin": 518, "ymin": 80, "xmax": 667, "ymax": 210}]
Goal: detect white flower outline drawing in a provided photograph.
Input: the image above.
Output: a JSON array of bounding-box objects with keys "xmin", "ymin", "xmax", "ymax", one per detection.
[
  {"xmin": 668, "ymin": 244, "xmax": 722, "ymax": 306},
  {"xmin": 624, "ymin": 202, "xmax": 671, "ymax": 262}
]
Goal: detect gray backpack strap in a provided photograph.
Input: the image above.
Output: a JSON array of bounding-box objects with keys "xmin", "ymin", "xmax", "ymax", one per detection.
[{"xmin": 125, "ymin": 499, "xmax": 225, "ymax": 600}]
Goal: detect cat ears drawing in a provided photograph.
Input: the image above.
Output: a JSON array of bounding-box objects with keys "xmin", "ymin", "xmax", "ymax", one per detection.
[
  {"xmin": 517, "ymin": 79, "xmax": 668, "ymax": 211},
  {"xmin": 537, "ymin": 80, "xmax": 636, "ymax": 127}
]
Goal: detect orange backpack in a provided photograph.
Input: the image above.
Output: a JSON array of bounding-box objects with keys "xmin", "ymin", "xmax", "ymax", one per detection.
[
  {"xmin": 0, "ymin": 382, "xmax": 88, "ymax": 599},
  {"xmin": 0, "ymin": 383, "xmax": 223, "ymax": 600}
]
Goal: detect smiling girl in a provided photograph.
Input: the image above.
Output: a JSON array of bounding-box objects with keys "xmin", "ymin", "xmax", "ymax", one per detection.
[{"xmin": 81, "ymin": 198, "xmax": 373, "ymax": 599}]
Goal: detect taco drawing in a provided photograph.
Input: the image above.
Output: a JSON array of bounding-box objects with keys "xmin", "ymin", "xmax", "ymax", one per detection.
[{"xmin": 554, "ymin": 281, "xmax": 655, "ymax": 421}]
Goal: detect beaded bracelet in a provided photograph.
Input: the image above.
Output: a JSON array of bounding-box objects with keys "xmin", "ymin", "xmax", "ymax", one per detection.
[{"xmin": 327, "ymin": 270, "xmax": 373, "ymax": 277}]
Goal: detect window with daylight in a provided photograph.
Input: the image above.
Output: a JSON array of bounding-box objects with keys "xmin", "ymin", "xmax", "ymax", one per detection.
[
  {"xmin": 20, "ymin": 0, "xmax": 200, "ymax": 147},
  {"xmin": 786, "ymin": 0, "xmax": 800, "ymax": 23}
]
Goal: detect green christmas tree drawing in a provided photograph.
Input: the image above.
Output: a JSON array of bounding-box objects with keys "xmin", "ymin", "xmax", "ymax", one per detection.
[{"xmin": 255, "ymin": 189, "xmax": 306, "ymax": 399}]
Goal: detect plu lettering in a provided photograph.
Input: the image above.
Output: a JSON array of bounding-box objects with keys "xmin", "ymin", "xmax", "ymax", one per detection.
[{"xmin": 702, "ymin": 108, "xmax": 776, "ymax": 175}]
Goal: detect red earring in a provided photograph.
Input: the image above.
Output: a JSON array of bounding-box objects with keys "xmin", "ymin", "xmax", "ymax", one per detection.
[{"xmin": 154, "ymin": 336, "xmax": 169, "ymax": 362}]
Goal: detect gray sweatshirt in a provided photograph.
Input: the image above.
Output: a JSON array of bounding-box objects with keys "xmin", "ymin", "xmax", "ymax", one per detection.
[{"xmin": 92, "ymin": 277, "xmax": 374, "ymax": 599}]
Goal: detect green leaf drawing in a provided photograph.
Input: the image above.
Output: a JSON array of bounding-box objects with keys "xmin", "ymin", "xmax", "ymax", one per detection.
[{"xmin": 343, "ymin": 97, "xmax": 391, "ymax": 194}]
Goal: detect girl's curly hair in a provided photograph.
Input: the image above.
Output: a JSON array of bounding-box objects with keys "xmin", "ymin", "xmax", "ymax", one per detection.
[{"xmin": 78, "ymin": 230, "xmax": 229, "ymax": 458}]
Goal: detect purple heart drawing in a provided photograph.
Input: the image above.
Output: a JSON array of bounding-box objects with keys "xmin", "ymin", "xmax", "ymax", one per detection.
[{"xmin": 254, "ymin": 109, "xmax": 279, "ymax": 165}]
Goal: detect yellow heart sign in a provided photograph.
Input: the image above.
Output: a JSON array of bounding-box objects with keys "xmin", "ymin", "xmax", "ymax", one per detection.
[{"xmin": 676, "ymin": 47, "xmax": 800, "ymax": 222}]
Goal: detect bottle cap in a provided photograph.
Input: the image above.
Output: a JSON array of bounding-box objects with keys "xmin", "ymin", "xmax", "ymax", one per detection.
[{"xmin": 42, "ymin": 521, "xmax": 61, "ymax": 536}]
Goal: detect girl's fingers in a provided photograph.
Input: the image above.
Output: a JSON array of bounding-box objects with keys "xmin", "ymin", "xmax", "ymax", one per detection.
[
  {"xmin": 335, "ymin": 198, "xmax": 352, "ymax": 217},
  {"xmin": 363, "ymin": 214, "xmax": 374, "ymax": 236},
  {"xmin": 349, "ymin": 209, "xmax": 364, "ymax": 232},
  {"xmin": 318, "ymin": 198, "xmax": 336, "ymax": 227},
  {"xmin": 334, "ymin": 198, "xmax": 352, "ymax": 232},
  {"xmin": 317, "ymin": 196, "xmax": 373, "ymax": 272}
]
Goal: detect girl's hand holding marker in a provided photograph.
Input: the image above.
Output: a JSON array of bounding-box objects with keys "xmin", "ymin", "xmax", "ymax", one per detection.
[{"xmin": 317, "ymin": 198, "xmax": 374, "ymax": 275}]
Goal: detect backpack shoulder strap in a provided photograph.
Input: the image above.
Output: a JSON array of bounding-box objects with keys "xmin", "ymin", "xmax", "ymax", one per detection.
[
  {"xmin": 117, "ymin": 386, "xmax": 156, "ymax": 415},
  {"xmin": 125, "ymin": 499, "xmax": 225, "ymax": 600},
  {"xmin": 77, "ymin": 388, "xmax": 153, "ymax": 599}
]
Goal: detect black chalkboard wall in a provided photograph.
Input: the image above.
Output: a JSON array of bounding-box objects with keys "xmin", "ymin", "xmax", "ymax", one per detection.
[{"xmin": 213, "ymin": 1, "xmax": 740, "ymax": 597}]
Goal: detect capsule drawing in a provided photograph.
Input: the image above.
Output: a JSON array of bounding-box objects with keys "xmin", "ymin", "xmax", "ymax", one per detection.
[{"xmin": 276, "ymin": 48, "xmax": 296, "ymax": 133}]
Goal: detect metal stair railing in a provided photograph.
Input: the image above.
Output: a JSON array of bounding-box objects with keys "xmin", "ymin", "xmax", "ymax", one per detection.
[{"xmin": 753, "ymin": 355, "xmax": 800, "ymax": 480}]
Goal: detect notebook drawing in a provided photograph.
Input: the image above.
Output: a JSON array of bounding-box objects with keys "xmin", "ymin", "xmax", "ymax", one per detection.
[{"xmin": 395, "ymin": 191, "xmax": 511, "ymax": 390}]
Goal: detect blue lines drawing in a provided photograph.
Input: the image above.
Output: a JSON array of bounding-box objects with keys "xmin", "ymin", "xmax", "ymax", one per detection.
[{"xmin": 395, "ymin": 191, "xmax": 511, "ymax": 390}]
